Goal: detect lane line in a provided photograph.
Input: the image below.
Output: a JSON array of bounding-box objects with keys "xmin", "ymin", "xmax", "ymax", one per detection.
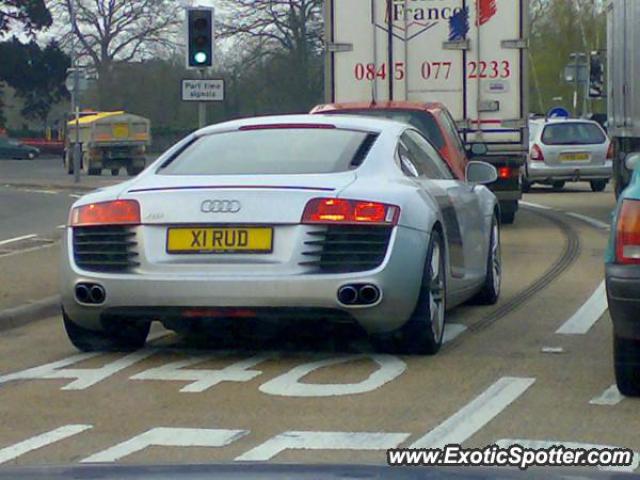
[
  {"xmin": 520, "ymin": 201, "xmax": 553, "ymax": 210},
  {"xmin": 590, "ymin": 384, "xmax": 624, "ymax": 406},
  {"xmin": 565, "ymin": 212, "xmax": 611, "ymax": 230},
  {"xmin": 497, "ymin": 439, "xmax": 639, "ymax": 472},
  {"xmin": 0, "ymin": 425, "xmax": 92, "ymax": 464},
  {"xmin": 556, "ymin": 281, "xmax": 607, "ymax": 335},
  {"xmin": 69, "ymin": 194, "xmax": 82, "ymax": 199},
  {"xmin": 235, "ymin": 431, "xmax": 410, "ymax": 462},
  {"xmin": 82, "ymin": 427, "xmax": 248, "ymax": 463},
  {"xmin": 410, "ymin": 376, "xmax": 535, "ymax": 449},
  {"xmin": 0, "ymin": 234, "xmax": 37, "ymax": 246},
  {"xmin": 443, "ymin": 323, "xmax": 467, "ymax": 344}
]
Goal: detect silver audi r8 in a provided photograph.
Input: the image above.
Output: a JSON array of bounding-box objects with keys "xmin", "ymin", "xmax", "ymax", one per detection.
[{"xmin": 61, "ymin": 115, "xmax": 501, "ymax": 355}]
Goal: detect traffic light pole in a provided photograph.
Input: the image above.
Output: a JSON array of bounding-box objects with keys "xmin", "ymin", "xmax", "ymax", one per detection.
[{"xmin": 198, "ymin": 69, "xmax": 207, "ymax": 129}]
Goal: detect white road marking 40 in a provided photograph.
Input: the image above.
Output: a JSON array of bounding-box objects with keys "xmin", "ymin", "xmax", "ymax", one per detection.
[{"xmin": 0, "ymin": 350, "xmax": 406, "ymax": 397}]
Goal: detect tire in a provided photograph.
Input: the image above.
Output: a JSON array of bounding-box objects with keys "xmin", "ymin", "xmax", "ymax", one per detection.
[
  {"xmin": 500, "ymin": 209, "xmax": 515, "ymax": 225},
  {"xmin": 126, "ymin": 166, "xmax": 144, "ymax": 176},
  {"xmin": 111, "ymin": 168, "xmax": 120, "ymax": 176},
  {"xmin": 473, "ymin": 215, "xmax": 501, "ymax": 305},
  {"xmin": 63, "ymin": 310, "xmax": 150, "ymax": 352},
  {"xmin": 614, "ymin": 334, "xmax": 640, "ymax": 397},
  {"xmin": 27, "ymin": 152, "xmax": 35, "ymax": 160},
  {"xmin": 590, "ymin": 180, "xmax": 607, "ymax": 192},
  {"xmin": 88, "ymin": 168, "xmax": 102, "ymax": 176},
  {"xmin": 552, "ymin": 181, "xmax": 565, "ymax": 191},
  {"xmin": 521, "ymin": 180, "xmax": 531, "ymax": 193},
  {"xmin": 373, "ymin": 230, "xmax": 446, "ymax": 355}
]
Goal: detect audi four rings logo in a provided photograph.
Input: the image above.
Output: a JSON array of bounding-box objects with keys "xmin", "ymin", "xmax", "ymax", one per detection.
[{"xmin": 201, "ymin": 200, "xmax": 242, "ymax": 213}]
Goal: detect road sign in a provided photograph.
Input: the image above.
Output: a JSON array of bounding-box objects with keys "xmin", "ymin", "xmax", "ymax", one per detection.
[
  {"xmin": 547, "ymin": 107, "xmax": 570, "ymax": 119},
  {"xmin": 65, "ymin": 73, "xmax": 89, "ymax": 93},
  {"xmin": 182, "ymin": 79, "xmax": 224, "ymax": 102}
]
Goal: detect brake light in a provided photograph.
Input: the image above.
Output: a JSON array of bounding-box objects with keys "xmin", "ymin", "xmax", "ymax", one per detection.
[
  {"xmin": 616, "ymin": 200, "xmax": 640, "ymax": 264},
  {"xmin": 607, "ymin": 142, "xmax": 614, "ymax": 160},
  {"xmin": 239, "ymin": 124, "xmax": 336, "ymax": 131},
  {"xmin": 498, "ymin": 167, "xmax": 512, "ymax": 180},
  {"xmin": 302, "ymin": 198, "xmax": 400, "ymax": 225},
  {"xmin": 70, "ymin": 200, "xmax": 141, "ymax": 227},
  {"xmin": 530, "ymin": 144, "xmax": 544, "ymax": 162}
]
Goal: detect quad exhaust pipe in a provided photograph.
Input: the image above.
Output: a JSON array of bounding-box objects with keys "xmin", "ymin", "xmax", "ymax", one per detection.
[
  {"xmin": 75, "ymin": 283, "xmax": 106, "ymax": 305},
  {"xmin": 337, "ymin": 284, "xmax": 381, "ymax": 306}
]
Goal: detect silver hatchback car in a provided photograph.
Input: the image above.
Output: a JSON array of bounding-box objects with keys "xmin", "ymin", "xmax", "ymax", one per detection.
[{"xmin": 524, "ymin": 118, "xmax": 612, "ymax": 192}]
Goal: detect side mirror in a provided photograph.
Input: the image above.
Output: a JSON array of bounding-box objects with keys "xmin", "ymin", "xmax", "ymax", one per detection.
[
  {"xmin": 468, "ymin": 143, "xmax": 488, "ymax": 157},
  {"xmin": 625, "ymin": 153, "xmax": 640, "ymax": 171},
  {"xmin": 466, "ymin": 161, "xmax": 498, "ymax": 185}
]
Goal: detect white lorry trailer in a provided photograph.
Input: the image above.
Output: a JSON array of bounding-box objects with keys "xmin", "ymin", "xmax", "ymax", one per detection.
[
  {"xmin": 607, "ymin": 0, "xmax": 640, "ymax": 197},
  {"xmin": 323, "ymin": 0, "xmax": 529, "ymax": 221}
]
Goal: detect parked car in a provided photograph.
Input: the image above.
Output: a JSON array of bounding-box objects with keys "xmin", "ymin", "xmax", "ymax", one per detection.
[
  {"xmin": 606, "ymin": 153, "xmax": 640, "ymax": 396},
  {"xmin": 0, "ymin": 137, "xmax": 40, "ymax": 160},
  {"xmin": 524, "ymin": 118, "xmax": 612, "ymax": 192}
]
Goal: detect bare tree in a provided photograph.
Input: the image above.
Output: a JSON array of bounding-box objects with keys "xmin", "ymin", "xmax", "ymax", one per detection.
[
  {"xmin": 51, "ymin": 0, "xmax": 183, "ymax": 109},
  {"xmin": 219, "ymin": 0, "xmax": 324, "ymax": 110}
]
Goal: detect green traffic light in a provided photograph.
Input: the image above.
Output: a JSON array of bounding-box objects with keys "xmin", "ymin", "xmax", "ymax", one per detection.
[{"xmin": 194, "ymin": 52, "xmax": 208, "ymax": 64}]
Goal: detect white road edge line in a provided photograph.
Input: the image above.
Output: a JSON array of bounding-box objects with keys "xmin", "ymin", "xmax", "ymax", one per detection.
[
  {"xmin": 0, "ymin": 234, "xmax": 37, "ymax": 246},
  {"xmin": 81, "ymin": 427, "xmax": 248, "ymax": 463},
  {"xmin": 520, "ymin": 201, "xmax": 553, "ymax": 210},
  {"xmin": 69, "ymin": 194, "xmax": 82, "ymax": 199},
  {"xmin": 0, "ymin": 425, "xmax": 92, "ymax": 464},
  {"xmin": 590, "ymin": 384, "xmax": 624, "ymax": 406},
  {"xmin": 556, "ymin": 281, "xmax": 607, "ymax": 335},
  {"xmin": 235, "ymin": 431, "xmax": 410, "ymax": 462},
  {"xmin": 565, "ymin": 212, "xmax": 611, "ymax": 230},
  {"xmin": 443, "ymin": 323, "xmax": 467, "ymax": 344},
  {"xmin": 497, "ymin": 439, "xmax": 639, "ymax": 472},
  {"xmin": 410, "ymin": 376, "xmax": 535, "ymax": 449}
]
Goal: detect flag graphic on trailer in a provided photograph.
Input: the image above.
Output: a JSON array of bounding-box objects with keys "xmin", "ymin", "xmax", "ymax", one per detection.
[{"xmin": 477, "ymin": 0, "xmax": 497, "ymax": 26}]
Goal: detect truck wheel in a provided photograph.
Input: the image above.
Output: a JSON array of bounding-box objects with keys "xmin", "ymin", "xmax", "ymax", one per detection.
[
  {"xmin": 63, "ymin": 310, "xmax": 150, "ymax": 352},
  {"xmin": 111, "ymin": 168, "xmax": 120, "ymax": 176},
  {"xmin": 590, "ymin": 180, "xmax": 608, "ymax": 192},
  {"xmin": 552, "ymin": 181, "xmax": 565, "ymax": 191},
  {"xmin": 88, "ymin": 168, "xmax": 102, "ymax": 176},
  {"xmin": 499, "ymin": 201, "xmax": 517, "ymax": 225},
  {"xmin": 614, "ymin": 334, "xmax": 640, "ymax": 397}
]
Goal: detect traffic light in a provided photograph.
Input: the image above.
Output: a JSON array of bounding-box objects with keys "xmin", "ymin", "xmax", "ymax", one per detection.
[
  {"xmin": 187, "ymin": 7, "xmax": 214, "ymax": 69},
  {"xmin": 589, "ymin": 51, "xmax": 604, "ymax": 98}
]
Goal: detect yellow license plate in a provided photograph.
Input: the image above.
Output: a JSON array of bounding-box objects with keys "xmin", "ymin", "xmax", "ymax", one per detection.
[
  {"xmin": 113, "ymin": 123, "xmax": 130, "ymax": 138},
  {"xmin": 560, "ymin": 152, "xmax": 589, "ymax": 162},
  {"xmin": 166, "ymin": 227, "xmax": 273, "ymax": 254}
]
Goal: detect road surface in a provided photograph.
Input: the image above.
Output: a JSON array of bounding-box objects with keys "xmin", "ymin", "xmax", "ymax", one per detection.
[{"xmin": 0, "ymin": 180, "xmax": 635, "ymax": 472}]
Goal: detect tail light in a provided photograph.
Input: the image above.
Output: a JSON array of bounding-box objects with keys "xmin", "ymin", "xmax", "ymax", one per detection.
[
  {"xmin": 498, "ymin": 167, "xmax": 514, "ymax": 180},
  {"xmin": 530, "ymin": 144, "xmax": 544, "ymax": 162},
  {"xmin": 607, "ymin": 143, "xmax": 614, "ymax": 160},
  {"xmin": 70, "ymin": 200, "xmax": 141, "ymax": 227},
  {"xmin": 302, "ymin": 198, "xmax": 400, "ymax": 226},
  {"xmin": 616, "ymin": 199, "xmax": 640, "ymax": 264}
]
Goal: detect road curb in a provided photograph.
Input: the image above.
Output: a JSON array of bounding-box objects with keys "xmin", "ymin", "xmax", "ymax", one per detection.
[
  {"xmin": 2, "ymin": 181, "xmax": 116, "ymax": 193},
  {"xmin": 0, "ymin": 295, "xmax": 60, "ymax": 332}
]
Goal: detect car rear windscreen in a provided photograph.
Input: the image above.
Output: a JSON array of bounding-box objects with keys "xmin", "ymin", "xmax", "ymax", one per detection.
[
  {"xmin": 329, "ymin": 110, "xmax": 445, "ymax": 150},
  {"xmin": 541, "ymin": 123, "xmax": 606, "ymax": 145},
  {"xmin": 159, "ymin": 128, "xmax": 377, "ymax": 175}
]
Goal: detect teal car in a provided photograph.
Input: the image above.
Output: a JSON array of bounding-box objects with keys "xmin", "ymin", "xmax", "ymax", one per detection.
[
  {"xmin": 606, "ymin": 153, "xmax": 640, "ymax": 396},
  {"xmin": 0, "ymin": 137, "xmax": 40, "ymax": 160}
]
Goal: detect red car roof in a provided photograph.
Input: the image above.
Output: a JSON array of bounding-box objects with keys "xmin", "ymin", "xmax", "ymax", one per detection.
[{"xmin": 311, "ymin": 101, "xmax": 448, "ymax": 114}]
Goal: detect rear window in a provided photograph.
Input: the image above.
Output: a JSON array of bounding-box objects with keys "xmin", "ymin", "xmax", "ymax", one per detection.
[
  {"xmin": 159, "ymin": 128, "xmax": 377, "ymax": 175},
  {"xmin": 328, "ymin": 110, "xmax": 446, "ymax": 150},
  {"xmin": 541, "ymin": 123, "xmax": 606, "ymax": 145}
]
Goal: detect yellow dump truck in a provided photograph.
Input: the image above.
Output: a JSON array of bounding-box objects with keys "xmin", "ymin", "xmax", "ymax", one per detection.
[{"xmin": 64, "ymin": 111, "xmax": 151, "ymax": 176}]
